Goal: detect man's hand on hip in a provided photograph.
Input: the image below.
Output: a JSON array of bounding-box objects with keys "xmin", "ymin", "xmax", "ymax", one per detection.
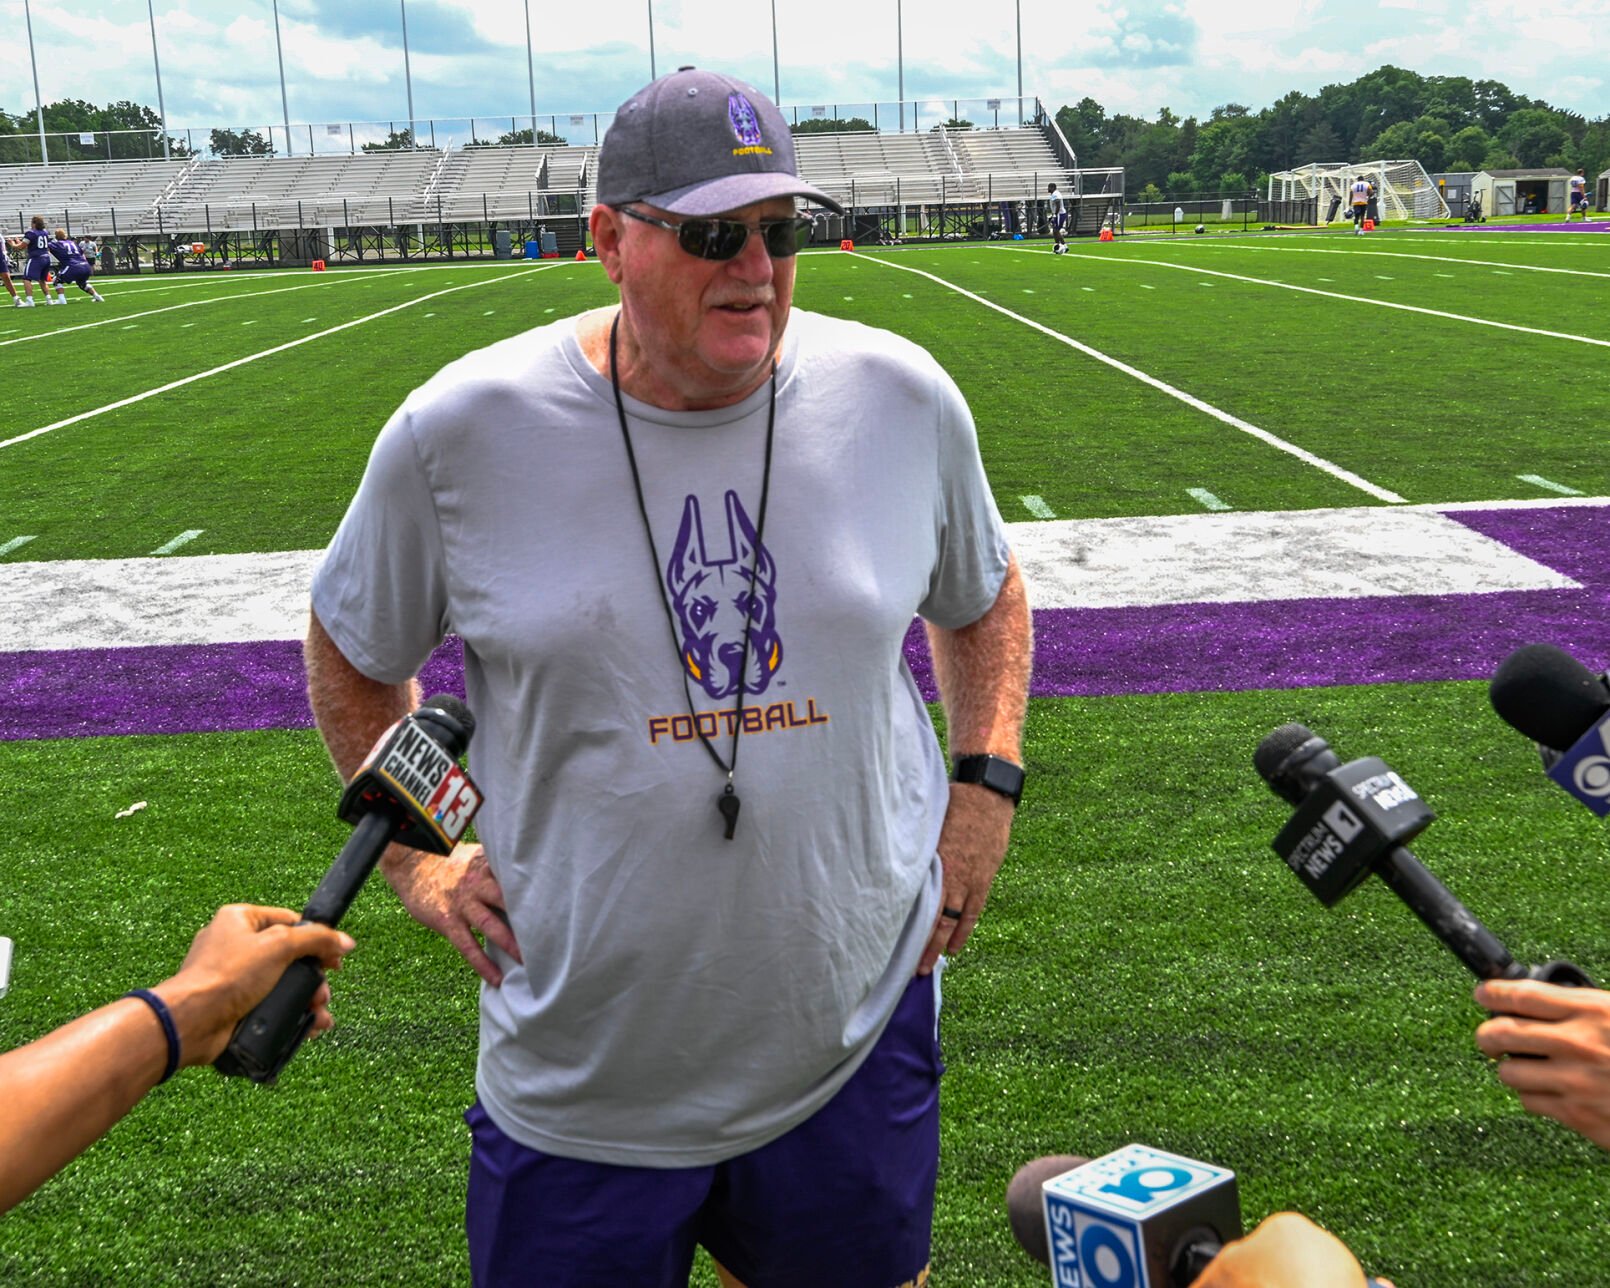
[
  {"xmin": 918, "ymin": 782, "xmax": 1014, "ymax": 976},
  {"xmin": 383, "ymin": 842, "xmax": 521, "ymax": 987}
]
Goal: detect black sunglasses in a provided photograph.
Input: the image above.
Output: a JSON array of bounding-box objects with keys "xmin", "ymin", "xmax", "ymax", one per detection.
[{"xmin": 617, "ymin": 205, "xmax": 813, "ymax": 260}]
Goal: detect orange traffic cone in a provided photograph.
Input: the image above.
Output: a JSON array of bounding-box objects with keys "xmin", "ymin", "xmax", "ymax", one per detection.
[
  {"xmin": 1098, "ymin": 228, "xmax": 1114, "ymax": 242},
  {"xmin": 575, "ymin": 249, "xmax": 588, "ymax": 260}
]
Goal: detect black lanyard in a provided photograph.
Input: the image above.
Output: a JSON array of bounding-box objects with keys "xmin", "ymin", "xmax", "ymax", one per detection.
[{"xmin": 608, "ymin": 313, "xmax": 778, "ymax": 840}]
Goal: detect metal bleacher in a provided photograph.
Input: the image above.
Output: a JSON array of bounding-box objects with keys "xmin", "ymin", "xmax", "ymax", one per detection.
[{"xmin": 0, "ymin": 119, "xmax": 1113, "ymax": 249}]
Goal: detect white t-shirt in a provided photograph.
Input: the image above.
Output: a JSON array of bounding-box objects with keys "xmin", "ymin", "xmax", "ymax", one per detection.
[{"xmin": 312, "ymin": 308, "xmax": 1011, "ymax": 1166}]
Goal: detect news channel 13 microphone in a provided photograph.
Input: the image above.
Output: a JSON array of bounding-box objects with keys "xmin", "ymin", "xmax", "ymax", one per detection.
[
  {"xmin": 1490, "ymin": 642, "xmax": 1610, "ymax": 814},
  {"xmin": 1005, "ymin": 1145, "xmax": 1239, "ymax": 1287},
  {"xmin": 215, "ymin": 694, "xmax": 482, "ymax": 1083},
  {"xmin": 1253, "ymin": 723, "xmax": 1592, "ymax": 988}
]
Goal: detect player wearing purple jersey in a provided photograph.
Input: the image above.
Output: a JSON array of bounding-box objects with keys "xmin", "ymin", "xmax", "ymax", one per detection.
[
  {"xmin": 10, "ymin": 216, "xmax": 56, "ymax": 306},
  {"xmin": 48, "ymin": 228, "xmax": 104, "ymax": 303}
]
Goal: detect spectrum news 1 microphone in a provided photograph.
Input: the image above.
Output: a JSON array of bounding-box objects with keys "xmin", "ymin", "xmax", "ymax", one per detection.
[
  {"xmin": 1254, "ymin": 723, "xmax": 1592, "ymax": 988},
  {"xmin": 1004, "ymin": 1146, "xmax": 1240, "ymax": 1287},
  {"xmin": 215, "ymin": 695, "xmax": 483, "ymax": 1084},
  {"xmin": 1490, "ymin": 642, "xmax": 1610, "ymax": 815}
]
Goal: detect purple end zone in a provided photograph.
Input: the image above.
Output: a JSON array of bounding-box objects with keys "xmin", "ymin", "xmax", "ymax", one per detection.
[
  {"xmin": 4, "ymin": 507, "xmax": 1609, "ymax": 738},
  {"xmin": 0, "ymin": 637, "xmax": 466, "ymax": 741}
]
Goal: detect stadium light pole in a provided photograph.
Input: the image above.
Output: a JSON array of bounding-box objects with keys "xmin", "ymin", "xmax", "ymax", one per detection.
[
  {"xmin": 523, "ymin": 0, "xmax": 537, "ymax": 136},
  {"xmin": 147, "ymin": 0, "xmax": 170, "ymax": 161},
  {"xmin": 22, "ymin": 0, "xmax": 47, "ymax": 166},
  {"xmin": 1015, "ymin": 0, "xmax": 1023, "ymax": 126},
  {"xmin": 646, "ymin": 0, "xmax": 657, "ymax": 80},
  {"xmin": 400, "ymin": 0, "xmax": 417, "ymax": 149},
  {"xmin": 896, "ymin": 0, "xmax": 904, "ymax": 132},
  {"xmin": 272, "ymin": 0, "xmax": 293, "ymax": 156},
  {"xmin": 770, "ymin": 0, "xmax": 780, "ymax": 104}
]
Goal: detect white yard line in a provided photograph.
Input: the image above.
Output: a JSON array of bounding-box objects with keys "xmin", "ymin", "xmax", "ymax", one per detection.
[
  {"xmin": 0, "ymin": 272, "xmax": 414, "ymax": 349},
  {"xmin": 858, "ymin": 253, "xmax": 1406, "ymax": 504},
  {"xmin": 0, "ymin": 265, "xmax": 560, "ymax": 452},
  {"xmin": 1021, "ymin": 495, "xmax": 1056, "ymax": 518},
  {"xmin": 1185, "ymin": 242, "xmax": 1610, "ymax": 280},
  {"xmin": 1188, "ymin": 488, "xmax": 1231, "ymax": 511},
  {"xmin": 992, "ymin": 244, "xmax": 1610, "ymax": 349}
]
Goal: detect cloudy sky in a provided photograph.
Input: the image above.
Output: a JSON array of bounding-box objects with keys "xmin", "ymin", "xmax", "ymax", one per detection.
[{"xmin": 0, "ymin": 0, "xmax": 1604, "ymax": 147}]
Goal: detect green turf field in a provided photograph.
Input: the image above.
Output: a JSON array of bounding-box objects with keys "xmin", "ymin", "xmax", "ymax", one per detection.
[{"xmin": 3, "ymin": 227, "xmax": 1609, "ymax": 1285}]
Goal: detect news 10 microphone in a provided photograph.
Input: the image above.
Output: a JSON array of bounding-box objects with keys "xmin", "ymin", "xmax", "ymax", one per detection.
[
  {"xmin": 215, "ymin": 695, "xmax": 482, "ymax": 1083},
  {"xmin": 1254, "ymin": 723, "xmax": 1591, "ymax": 987},
  {"xmin": 1490, "ymin": 642, "xmax": 1610, "ymax": 813},
  {"xmin": 1005, "ymin": 1146, "xmax": 1240, "ymax": 1287}
]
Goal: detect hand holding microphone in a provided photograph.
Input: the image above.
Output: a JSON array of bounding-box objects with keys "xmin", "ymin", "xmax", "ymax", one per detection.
[
  {"xmin": 215, "ymin": 695, "xmax": 482, "ymax": 1083},
  {"xmin": 1004, "ymin": 1148, "xmax": 1388, "ymax": 1287}
]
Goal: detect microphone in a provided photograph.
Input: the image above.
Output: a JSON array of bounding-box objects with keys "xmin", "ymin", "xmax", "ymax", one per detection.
[
  {"xmin": 1490, "ymin": 643, "xmax": 1610, "ymax": 814},
  {"xmin": 1254, "ymin": 723, "xmax": 1591, "ymax": 987},
  {"xmin": 216, "ymin": 695, "xmax": 483, "ymax": 1083},
  {"xmin": 1004, "ymin": 1146, "xmax": 1240, "ymax": 1286}
]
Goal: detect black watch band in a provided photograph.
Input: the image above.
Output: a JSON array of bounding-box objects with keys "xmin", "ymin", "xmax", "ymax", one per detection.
[{"xmin": 951, "ymin": 754, "xmax": 1025, "ymax": 806}]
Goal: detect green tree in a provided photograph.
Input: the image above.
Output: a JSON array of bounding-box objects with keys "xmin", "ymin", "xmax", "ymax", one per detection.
[
  {"xmin": 209, "ymin": 127, "xmax": 273, "ymax": 157},
  {"xmin": 1499, "ymin": 107, "xmax": 1572, "ymax": 167},
  {"xmin": 1445, "ymin": 126, "xmax": 1492, "ymax": 171},
  {"xmin": 942, "ymin": 117, "xmax": 974, "ymax": 131},
  {"xmin": 789, "ymin": 116, "xmax": 874, "ymax": 134},
  {"xmin": 362, "ymin": 128, "xmax": 414, "ymax": 152},
  {"xmin": 491, "ymin": 127, "xmax": 567, "ymax": 146}
]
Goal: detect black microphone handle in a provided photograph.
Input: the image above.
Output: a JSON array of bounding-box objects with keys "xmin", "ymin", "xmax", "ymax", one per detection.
[
  {"xmin": 215, "ymin": 811, "xmax": 402, "ymax": 1082},
  {"xmin": 1371, "ymin": 846, "xmax": 1523, "ymax": 981},
  {"xmin": 303, "ymin": 810, "xmax": 403, "ymax": 927},
  {"xmin": 1171, "ymin": 1235, "xmax": 1224, "ymax": 1286}
]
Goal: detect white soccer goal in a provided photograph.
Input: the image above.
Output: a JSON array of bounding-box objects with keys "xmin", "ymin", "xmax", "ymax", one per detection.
[{"xmin": 1268, "ymin": 159, "xmax": 1451, "ymax": 223}]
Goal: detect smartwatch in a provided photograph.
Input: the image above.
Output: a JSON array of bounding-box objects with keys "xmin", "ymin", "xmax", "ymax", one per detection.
[{"xmin": 951, "ymin": 754, "xmax": 1025, "ymax": 806}]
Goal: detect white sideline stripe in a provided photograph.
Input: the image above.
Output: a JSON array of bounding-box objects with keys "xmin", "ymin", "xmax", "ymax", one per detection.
[
  {"xmin": 1188, "ymin": 488, "xmax": 1231, "ymax": 511},
  {"xmin": 861, "ymin": 253, "xmax": 1406, "ymax": 503},
  {"xmin": 0, "ymin": 536, "xmax": 36, "ymax": 557},
  {"xmin": 1189, "ymin": 243, "xmax": 1610, "ymax": 281},
  {"xmin": 0, "ymin": 272, "xmax": 408, "ymax": 349},
  {"xmin": 1021, "ymin": 495, "xmax": 1056, "ymax": 518},
  {"xmin": 151, "ymin": 530, "xmax": 203, "ymax": 555},
  {"xmin": 3, "ymin": 502, "xmax": 1588, "ymax": 650},
  {"xmin": 0, "ymin": 266, "xmax": 557, "ymax": 452},
  {"xmin": 1518, "ymin": 474, "xmax": 1584, "ymax": 495},
  {"xmin": 1054, "ymin": 250, "xmax": 1610, "ymax": 349},
  {"xmin": 1010, "ymin": 507, "xmax": 1580, "ymax": 611},
  {"xmin": 991, "ymin": 243, "xmax": 1610, "ymax": 349}
]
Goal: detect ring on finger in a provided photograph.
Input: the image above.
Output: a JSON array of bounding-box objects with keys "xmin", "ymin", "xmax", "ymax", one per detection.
[{"xmin": 940, "ymin": 905, "xmax": 964, "ymax": 921}]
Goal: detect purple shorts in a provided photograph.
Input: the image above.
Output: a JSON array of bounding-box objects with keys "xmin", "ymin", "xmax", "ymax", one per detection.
[
  {"xmin": 56, "ymin": 263, "xmax": 91, "ymax": 287},
  {"xmin": 22, "ymin": 257, "xmax": 51, "ymax": 282},
  {"xmin": 466, "ymin": 970, "xmax": 943, "ymax": 1288}
]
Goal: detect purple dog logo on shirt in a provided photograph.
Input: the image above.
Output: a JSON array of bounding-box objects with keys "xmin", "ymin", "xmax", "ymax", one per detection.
[{"xmin": 667, "ymin": 490, "xmax": 783, "ymax": 700}]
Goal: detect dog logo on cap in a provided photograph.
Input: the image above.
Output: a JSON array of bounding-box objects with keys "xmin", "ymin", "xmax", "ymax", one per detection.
[{"xmin": 727, "ymin": 92, "xmax": 773, "ymax": 157}]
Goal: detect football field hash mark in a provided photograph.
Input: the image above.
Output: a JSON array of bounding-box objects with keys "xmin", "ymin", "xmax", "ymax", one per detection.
[
  {"xmin": 1188, "ymin": 488, "xmax": 1232, "ymax": 511},
  {"xmin": 150, "ymin": 530, "xmax": 203, "ymax": 555},
  {"xmin": 0, "ymin": 536, "xmax": 37, "ymax": 557},
  {"xmin": 1518, "ymin": 474, "xmax": 1584, "ymax": 495},
  {"xmin": 1021, "ymin": 495, "xmax": 1056, "ymax": 519}
]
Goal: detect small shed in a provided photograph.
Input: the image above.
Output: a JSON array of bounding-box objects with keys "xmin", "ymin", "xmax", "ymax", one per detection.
[
  {"xmin": 1598, "ymin": 168, "xmax": 1609, "ymax": 212},
  {"xmin": 1472, "ymin": 167, "xmax": 1573, "ymax": 216}
]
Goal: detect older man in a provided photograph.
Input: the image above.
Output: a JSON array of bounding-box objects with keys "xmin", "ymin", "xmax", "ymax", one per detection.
[{"xmin": 307, "ymin": 66, "xmax": 1031, "ymax": 1287}]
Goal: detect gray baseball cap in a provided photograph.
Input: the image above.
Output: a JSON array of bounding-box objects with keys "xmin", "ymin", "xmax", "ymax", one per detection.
[{"xmin": 596, "ymin": 67, "xmax": 843, "ymax": 216}]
